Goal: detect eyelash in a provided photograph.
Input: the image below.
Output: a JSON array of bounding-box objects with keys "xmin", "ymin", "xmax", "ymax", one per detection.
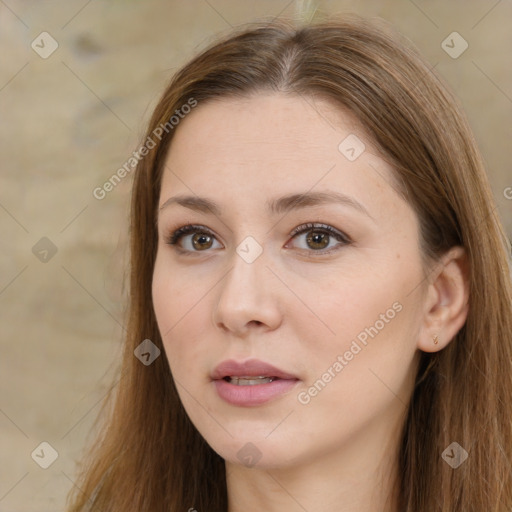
[{"xmin": 165, "ymin": 222, "xmax": 352, "ymax": 257}]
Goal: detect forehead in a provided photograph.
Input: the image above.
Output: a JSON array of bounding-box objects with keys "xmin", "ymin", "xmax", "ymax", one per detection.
[
  {"xmin": 159, "ymin": 93, "xmax": 405, "ymax": 220},
  {"xmin": 166, "ymin": 93, "xmax": 373, "ymax": 161}
]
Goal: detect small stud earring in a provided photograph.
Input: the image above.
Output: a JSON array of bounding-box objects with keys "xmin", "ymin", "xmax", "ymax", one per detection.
[{"xmin": 433, "ymin": 334, "xmax": 439, "ymax": 345}]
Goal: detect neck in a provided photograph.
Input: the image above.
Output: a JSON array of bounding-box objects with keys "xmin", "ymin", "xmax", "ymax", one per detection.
[{"xmin": 225, "ymin": 408, "xmax": 404, "ymax": 512}]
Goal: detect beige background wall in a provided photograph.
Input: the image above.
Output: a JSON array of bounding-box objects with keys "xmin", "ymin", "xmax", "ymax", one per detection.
[{"xmin": 1, "ymin": 1, "xmax": 510, "ymax": 510}]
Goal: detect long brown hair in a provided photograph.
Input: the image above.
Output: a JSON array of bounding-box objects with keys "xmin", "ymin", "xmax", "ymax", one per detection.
[{"xmin": 67, "ymin": 14, "xmax": 512, "ymax": 511}]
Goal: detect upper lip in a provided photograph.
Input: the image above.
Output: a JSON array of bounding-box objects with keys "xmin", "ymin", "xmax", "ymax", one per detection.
[{"xmin": 211, "ymin": 359, "xmax": 299, "ymax": 381}]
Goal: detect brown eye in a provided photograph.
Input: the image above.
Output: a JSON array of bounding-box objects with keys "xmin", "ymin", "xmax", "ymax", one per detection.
[
  {"xmin": 305, "ymin": 230, "xmax": 330, "ymax": 250},
  {"xmin": 190, "ymin": 232, "xmax": 214, "ymax": 250},
  {"xmin": 166, "ymin": 222, "xmax": 351, "ymax": 256},
  {"xmin": 166, "ymin": 224, "xmax": 221, "ymax": 253},
  {"xmin": 288, "ymin": 223, "xmax": 351, "ymax": 255}
]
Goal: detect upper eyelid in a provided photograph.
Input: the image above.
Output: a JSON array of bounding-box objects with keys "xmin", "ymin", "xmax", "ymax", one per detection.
[
  {"xmin": 166, "ymin": 222, "xmax": 343, "ymax": 238},
  {"xmin": 290, "ymin": 222, "xmax": 351, "ymax": 242}
]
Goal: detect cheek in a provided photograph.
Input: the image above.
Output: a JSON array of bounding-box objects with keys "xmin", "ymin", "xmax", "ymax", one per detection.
[
  {"xmin": 152, "ymin": 268, "xmax": 217, "ymax": 439},
  {"xmin": 297, "ymin": 268, "xmax": 405, "ymax": 349},
  {"xmin": 295, "ymin": 255, "xmax": 422, "ymax": 395},
  {"xmin": 152, "ymin": 259, "xmax": 211, "ymax": 377},
  {"xmin": 152, "ymin": 256, "xmax": 198, "ymax": 333},
  {"xmin": 152, "ymin": 262, "xmax": 175, "ymax": 335}
]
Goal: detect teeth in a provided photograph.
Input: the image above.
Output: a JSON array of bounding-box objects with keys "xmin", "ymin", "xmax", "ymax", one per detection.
[{"xmin": 227, "ymin": 376, "xmax": 276, "ymax": 386}]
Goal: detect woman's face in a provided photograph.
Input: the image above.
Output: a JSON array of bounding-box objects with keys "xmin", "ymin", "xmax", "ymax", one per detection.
[{"xmin": 152, "ymin": 93, "xmax": 427, "ymax": 471}]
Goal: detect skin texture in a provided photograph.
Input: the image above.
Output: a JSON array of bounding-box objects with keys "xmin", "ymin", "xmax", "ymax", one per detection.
[{"xmin": 152, "ymin": 93, "xmax": 469, "ymax": 512}]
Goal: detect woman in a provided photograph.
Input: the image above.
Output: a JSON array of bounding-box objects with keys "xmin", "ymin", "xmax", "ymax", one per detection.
[{"xmin": 67, "ymin": 14, "xmax": 512, "ymax": 512}]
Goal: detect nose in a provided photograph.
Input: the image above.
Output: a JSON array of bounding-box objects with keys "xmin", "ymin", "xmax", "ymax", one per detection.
[{"xmin": 212, "ymin": 247, "xmax": 283, "ymax": 336}]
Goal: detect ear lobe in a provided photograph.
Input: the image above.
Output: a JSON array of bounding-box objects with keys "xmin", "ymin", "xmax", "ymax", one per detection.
[{"xmin": 417, "ymin": 246, "xmax": 470, "ymax": 353}]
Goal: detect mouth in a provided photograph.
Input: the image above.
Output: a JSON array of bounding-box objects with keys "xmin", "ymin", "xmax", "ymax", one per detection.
[
  {"xmin": 212, "ymin": 359, "xmax": 300, "ymax": 406},
  {"xmin": 222, "ymin": 376, "xmax": 280, "ymax": 386},
  {"xmin": 211, "ymin": 358, "xmax": 299, "ymax": 382}
]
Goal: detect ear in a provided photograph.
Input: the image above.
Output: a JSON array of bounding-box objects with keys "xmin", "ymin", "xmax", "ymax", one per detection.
[{"xmin": 417, "ymin": 246, "xmax": 470, "ymax": 353}]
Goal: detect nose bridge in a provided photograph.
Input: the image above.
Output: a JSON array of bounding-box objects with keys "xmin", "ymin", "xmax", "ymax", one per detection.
[{"xmin": 213, "ymin": 239, "xmax": 281, "ymax": 333}]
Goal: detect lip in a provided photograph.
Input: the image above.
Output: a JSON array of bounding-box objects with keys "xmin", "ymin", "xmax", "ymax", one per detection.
[
  {"xmin": 211, "ymin": 359, "xmax": 299, "ymax": 381},
  {"xmin": 211, "ymin": 358, "xmax": 300, "ymax": 407}
]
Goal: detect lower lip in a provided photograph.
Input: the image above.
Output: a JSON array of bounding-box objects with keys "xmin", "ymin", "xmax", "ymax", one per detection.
[{"xmin": 213, "ymin": 378, "xmax": 299, "ymax": 406}]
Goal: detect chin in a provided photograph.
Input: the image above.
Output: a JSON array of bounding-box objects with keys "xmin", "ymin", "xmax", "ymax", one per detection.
[{"xmin": 204, "ymin": 431, "xmax": 305, "ymax": 470}]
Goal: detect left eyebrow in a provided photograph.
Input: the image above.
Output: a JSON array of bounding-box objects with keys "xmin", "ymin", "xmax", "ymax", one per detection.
[{"xmin": 158, "ymin": 190, "xmax": 375, "ymax": 222}]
